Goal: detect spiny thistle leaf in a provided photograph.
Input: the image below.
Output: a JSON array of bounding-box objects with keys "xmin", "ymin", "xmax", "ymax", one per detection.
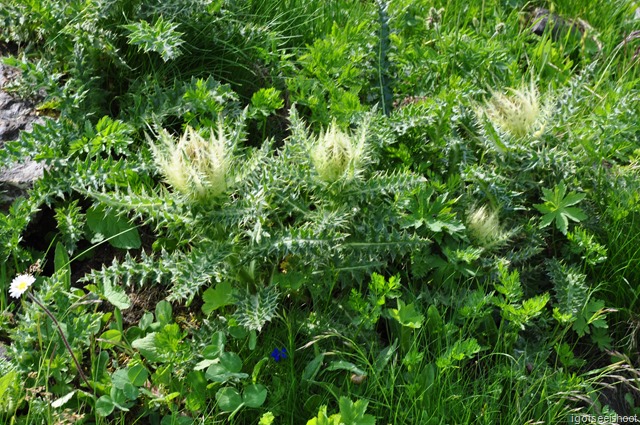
[
  {"xmin": 233, "ymin": 286, "xmax": 279, "ymax": 332},
  {"xmin": 123, "ymin": 16, "xmax": 184, "ymax": 62}
]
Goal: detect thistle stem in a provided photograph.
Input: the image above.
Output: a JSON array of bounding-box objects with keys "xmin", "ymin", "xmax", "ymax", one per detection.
[{"xmin": 27, "ymin": 292, "xmax": 93, "ymax": 392}]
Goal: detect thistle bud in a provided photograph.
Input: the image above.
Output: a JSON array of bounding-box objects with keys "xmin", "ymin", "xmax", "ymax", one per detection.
[
  {"xmin": 466, "ymin": 205, "xmax": 512, "ymax": 250},
  {"xmin": 310, "ymin": 120, "xmax": 367, "ymax": 183},
  {"xmin": 151, "ymin": 121, "xmax": 232, "ymax": 200},
  {"xmin": 480, "ymin": 82, "xmax": 549, "ymax": 139}
]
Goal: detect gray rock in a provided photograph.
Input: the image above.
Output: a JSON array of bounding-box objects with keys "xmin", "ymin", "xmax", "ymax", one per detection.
[
  {"xmin": 0, "ymin": 57, "xmax": 47, "ymax": 205},
  {"xmin": 0, "ymin": 342, "xmax": 8, "ymax": 361},
  {"xmin": 528, "ymin": 8, "xmax": 602, "ymax": 55}
]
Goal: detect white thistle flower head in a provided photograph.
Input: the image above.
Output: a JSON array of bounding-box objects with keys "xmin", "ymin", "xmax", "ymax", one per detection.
[
  {"xmin": 151, "ymin": 121, "xmax": 232, "ymax": 200},
  {"xmin": 466, "ymin": 205, "xmax": 512, "ymax": 251},
  {"xmin": 481, "ymin": 81, "xmax": 549, "ymax": 139},
  {"xmin": 310, "ymin": 120, "xmax": 368, "ymax": 183},
  {"xmin": 9, "ymin": 274, "xmax": 35, "ymax": 298}
]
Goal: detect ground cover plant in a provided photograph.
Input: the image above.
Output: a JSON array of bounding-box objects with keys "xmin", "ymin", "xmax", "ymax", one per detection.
[{"xmin": 0, "ymin": 0, "xmax": 639, "ymax": 423}]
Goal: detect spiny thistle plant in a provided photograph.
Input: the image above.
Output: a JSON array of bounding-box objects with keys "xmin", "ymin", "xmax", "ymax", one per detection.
[
  {"xmin": 81, "ymin": 107, "xmax": 427, "ymax": 307},
  {"xmin": 310, "ymin": 119, "xmax": 370, "ymax": 183},
  {"xmin": 480, "ymin": 81, "xmax": 550, "ymax": 139},
  {"xmin": 466, "ymin": 205, "xmax": 513, "ymax": 251},
  {"xmin": 150, "ymin": 121, "xmax": 235, "ymax": 200}
]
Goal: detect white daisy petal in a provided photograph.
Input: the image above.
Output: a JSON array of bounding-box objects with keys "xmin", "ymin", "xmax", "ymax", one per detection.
[{"xmin": 9, "ymin": 274, "xmax": 35, "ymax": 298}]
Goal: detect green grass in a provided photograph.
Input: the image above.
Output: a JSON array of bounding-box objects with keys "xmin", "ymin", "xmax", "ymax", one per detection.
[{"xmin": 1, "ymin": 0, "xmax": 640, "ymax": 423}]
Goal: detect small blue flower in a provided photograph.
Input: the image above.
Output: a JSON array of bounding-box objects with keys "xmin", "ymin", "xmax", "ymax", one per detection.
[{"xmin": 270, "ymin": 347, "xmax": 287, "ymax": 362}]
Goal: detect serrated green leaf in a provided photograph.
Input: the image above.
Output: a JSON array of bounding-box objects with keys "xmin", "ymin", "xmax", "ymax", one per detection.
[
  {"xmin": 535, "ymin": 182, "xmax": 587, "ymax": 235},
  {"xmin": 338, "ymin": 397, "xmax": 376, "ymax": 425},
  {"xmin": 202, "ymin": 281, "xmax": 235, "ymax": 315},
  {"xmin": 561, "ymin": 192, "xmax": 586, "ymax": 207},
  {"xmin": 389, "ymin": 300, "xmax": 424, "ymax": 329},
  {"xmin": 563, "ymin": 207, "xmax": 587, "ymax": 222}
]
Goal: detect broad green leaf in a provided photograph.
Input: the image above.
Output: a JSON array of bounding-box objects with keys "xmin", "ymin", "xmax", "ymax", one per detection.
[
  {"xmin": 128, "ymin": 364, "xmax": 149, "ymax": 386},
  {"xmin": 426, "ymin": 305, "xmax": 443, "ymax": 334},
  {"xmin": 251, "ymin": 358, "xmax": 268, "ymax": 384},
  {"xmin": 205, "ymin": 356, "xmax": 249, "ymax": 383},
  {"xmin": 243, "ymin": 383, "xmax": 267, "ymax": 408},
  {"xmin": 302, "ymin": 354, "xmax": 325, "ymax": 382},
  {"xmin": 374, "ymin": 342, "xmax": 397, "ymax": 372},
  {"xmin": 122, "ymin": 382, "xmax": 139, "ymax": 400},
  {"xmin": 96, "ymin": 395, "xmax": 115, "ymax": 417},
  {"xmin": 155, "ymin": 300, "xmax": 173, "ymax": 326},
  {"xmin": 132, "ymin": 332, "xmax": 162, "ymax": 362},
  {"xmin": 219, "ymin": 352, "xmax": 243, "ymax": 373},
  {"xmin": 111, "ymin": 368, "xmax": 130, "ymax": 389},
  {"xmin": 51, "ymin": 390, "xmax": 76, "ymax": 408},
  {"xmin": 0, "ymin": 371, "xmax": 16, "ymax": 396},
  {"xmin": 203, "ymin": 331, "xmax": 226, "ymax": 358},
  {"xmin": 161, "ymin": 415, "xmax": 194, "ymax": 425},
  {"xmin": 86, "ymin": 204, "xmax": 141, "ymax": 249},
  {"xmin": 103, "ymin": 278, "xmax": 131, "ymax": 310},
  {"xmin": 139, "ymin": 312, "xmax": 154, "ymax": 330},
  {"xmin": 326, "ymin": 360, "xmax": 365, "ymax": 376},
  {"xmin": 110, "ymin": 386, "xmax": 130, "ymax": 411},
  {"xmin": 99, "ymin": 329, "xmax": 122, "ymax": 349},
  {"xmin": 216, "ymin": 387, "xmax": 243, "ymax": 412},
  {"xmin": 194, "ymin": 359, "xmax": 218, "ymax": 371}
]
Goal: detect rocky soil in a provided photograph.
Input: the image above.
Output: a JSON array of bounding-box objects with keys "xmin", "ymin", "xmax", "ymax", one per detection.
[{"xmin": 0, "ymin": 44, "xmax": 45, "ymax": 206}]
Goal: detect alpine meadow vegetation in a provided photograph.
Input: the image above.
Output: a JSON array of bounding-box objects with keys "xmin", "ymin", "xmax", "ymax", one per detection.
[{"xmin": 0, "ymin": 0, "xmax": 639, "ymax": 424}]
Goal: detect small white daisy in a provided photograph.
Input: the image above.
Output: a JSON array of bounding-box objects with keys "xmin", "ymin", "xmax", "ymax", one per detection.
[{"xmin": 9, "ymin": 274, "xmax": 35, "ymax": 298}]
